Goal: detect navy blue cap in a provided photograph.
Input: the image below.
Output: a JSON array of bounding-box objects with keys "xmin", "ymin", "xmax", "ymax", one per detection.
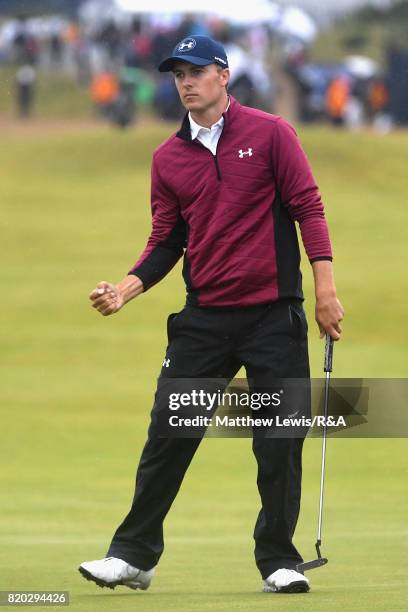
[{"xmin": 158, "ymin": 35, "xmax": 229, "ymax": 72}]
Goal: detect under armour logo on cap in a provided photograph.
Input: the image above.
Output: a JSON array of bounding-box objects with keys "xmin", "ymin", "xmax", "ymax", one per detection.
[
  {"xmin": 177, "ymin": 38, "xmax": 197, "ymax": 52},
  {"xmin": 158, "ymin": 35, "xmax": 229, "ymax": 72}
]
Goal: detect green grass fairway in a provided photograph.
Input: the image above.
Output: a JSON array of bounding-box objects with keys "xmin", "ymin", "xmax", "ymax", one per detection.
[{"xmin": 1, "ymin": 121, "xmax": 407, "ymax": 611}]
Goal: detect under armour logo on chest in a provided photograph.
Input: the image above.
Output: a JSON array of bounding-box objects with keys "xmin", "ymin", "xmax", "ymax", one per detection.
[
  {"xmin": 238, "ymin": 148, "xmax": 253, "ymax": 158},
  {"xmin": 162, "ymin": 358, "xmax": 170, "ymax": 368}
]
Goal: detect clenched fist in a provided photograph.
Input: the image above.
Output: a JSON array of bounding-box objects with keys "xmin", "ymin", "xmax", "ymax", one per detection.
[{"xmin": 89, "ymin": 281, "xmax": 124, "ymax": 316}]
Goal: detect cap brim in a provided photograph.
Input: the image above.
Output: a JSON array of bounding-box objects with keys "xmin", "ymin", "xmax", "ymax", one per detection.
[{"xmin": 158, "ymin": 56, "xmax": 213, "ymax": 72}]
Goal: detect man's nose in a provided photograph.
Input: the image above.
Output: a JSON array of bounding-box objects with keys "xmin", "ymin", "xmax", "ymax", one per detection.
[{"xmin": 182, "ymin": 75, "xmax": 193, "ymax": 88}]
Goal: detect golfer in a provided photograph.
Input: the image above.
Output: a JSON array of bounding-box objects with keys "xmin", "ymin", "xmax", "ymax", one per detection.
[{"xmin": 79, "ymin": 36, "xmax": 344, "ymax": 594}]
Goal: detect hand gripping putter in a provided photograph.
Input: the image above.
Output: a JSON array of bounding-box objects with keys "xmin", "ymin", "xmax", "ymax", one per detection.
[{"xmin": 296, "ymin": 333, "xmax": 334, "ymax": 573}]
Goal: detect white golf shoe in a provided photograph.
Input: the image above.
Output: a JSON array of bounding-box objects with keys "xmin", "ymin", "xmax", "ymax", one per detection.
[
  {"xmin": 263, "ymin": 568, "xmax": 310, "ymax": 593},
  {"xmin": 78, "ymin": 557, "xmax": 155, "ymax": 590}
]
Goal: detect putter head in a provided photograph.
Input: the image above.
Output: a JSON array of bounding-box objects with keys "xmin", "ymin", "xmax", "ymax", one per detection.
[{"xmin": 296, "ymin": 557, "xmax": 328, "ymax": 572}]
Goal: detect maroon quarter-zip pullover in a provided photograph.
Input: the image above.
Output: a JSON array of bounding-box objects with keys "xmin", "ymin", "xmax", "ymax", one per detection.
[{"xmin": 129, "ymin": 96, "xmax": 332, "ymax": 307}]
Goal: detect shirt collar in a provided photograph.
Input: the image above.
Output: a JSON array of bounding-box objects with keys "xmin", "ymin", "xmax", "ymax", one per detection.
[{"xmin": 189, "ymin": 97, "xmax": 230, "ymax": 140}]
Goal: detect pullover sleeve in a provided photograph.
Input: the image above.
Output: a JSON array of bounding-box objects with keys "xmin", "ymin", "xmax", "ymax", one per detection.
[
  {"xmin": 271, "ymin": 118, "xmax": 333, "ymax": 263},
  {"xmin": 128, "ymin": 153, "xmax": 186, "ymax": 290}
]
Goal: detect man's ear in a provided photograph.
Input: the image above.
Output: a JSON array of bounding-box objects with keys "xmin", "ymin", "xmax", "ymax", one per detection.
[{"xmin": 221, "ymin": 69, "xmax": 230, "ymax": 88}]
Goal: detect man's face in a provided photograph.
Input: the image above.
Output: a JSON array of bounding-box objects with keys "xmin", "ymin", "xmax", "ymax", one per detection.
[{"xmin": 172, "ymin": 62, "xmax": 229, "ymax": 112}]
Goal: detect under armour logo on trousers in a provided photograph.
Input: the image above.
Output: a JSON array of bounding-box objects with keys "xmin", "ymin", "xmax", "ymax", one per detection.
[
  {"xmin": 162, "ymin": 358, "xmax": 170, "ymax": 367},
  {"xmin": 238, "ymin": 148, "xmax": 253, "ymax": 158}
]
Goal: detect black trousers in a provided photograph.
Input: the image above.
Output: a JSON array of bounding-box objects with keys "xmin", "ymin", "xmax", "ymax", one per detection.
[{"xmin": 107, "ymin": 299, "xmax": 310, "ymax": 579}]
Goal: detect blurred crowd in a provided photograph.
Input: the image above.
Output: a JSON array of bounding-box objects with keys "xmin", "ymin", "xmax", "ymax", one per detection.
[
  {"xmin": 0, "ymin": 13, "xmax": 279, "ymax": 125},
  {"xmin": 287, "ymin": 53, "xmax": 391, "ymax": 131},
  {"xmin": 0, "ymin": 10, "xmax": 401, "ymax": 130}
]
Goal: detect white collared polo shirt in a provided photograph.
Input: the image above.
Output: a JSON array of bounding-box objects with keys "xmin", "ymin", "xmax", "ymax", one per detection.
[{"xmin": 188, "ymin": 99, "xmax": 230, "ymax": 155}]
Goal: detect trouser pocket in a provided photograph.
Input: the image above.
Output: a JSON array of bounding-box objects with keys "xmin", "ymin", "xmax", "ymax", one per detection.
[
  {"xmin": 288, "ymin": 303, "xmax": 308, "ymax": 340},
  {"xmin": 166, "ymin": 313, "xmax": 179, "ymax": 341}
]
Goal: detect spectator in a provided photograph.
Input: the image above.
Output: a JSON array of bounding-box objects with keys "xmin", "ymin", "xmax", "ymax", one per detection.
[
  {"xmin": 90, "ymin": 71, "xmax": 119, "ymax": 118},
  {"xmin": 15, "ymin": 64, "xmax": 36, "ymax": 118},
  {"xmin": 326, "ymin": 75, "xmax": 351, "ymax": 126}
]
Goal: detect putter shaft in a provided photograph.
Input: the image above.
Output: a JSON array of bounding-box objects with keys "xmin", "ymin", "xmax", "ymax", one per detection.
[{"xmin": 296, "ymin": 334, "xmax": 333, "ymax": 573}]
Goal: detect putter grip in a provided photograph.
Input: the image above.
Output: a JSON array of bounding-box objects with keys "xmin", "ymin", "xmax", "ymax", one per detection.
[{"xmin": 324, "ymin": 333, "xmax": 334, "ymax": 372}]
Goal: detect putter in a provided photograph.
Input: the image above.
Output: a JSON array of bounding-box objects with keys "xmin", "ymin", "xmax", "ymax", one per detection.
[{"xmin": 296, "ymin": 332, "xmax": 334, "ymax": 573}]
